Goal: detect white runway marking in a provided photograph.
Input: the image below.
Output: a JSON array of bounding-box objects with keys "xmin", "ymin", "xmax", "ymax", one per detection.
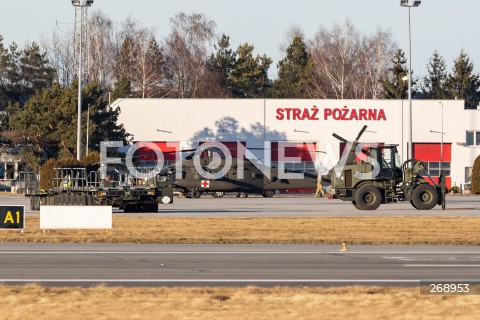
[
  {"xmin": 0, "ymin": 279, "xmax": 421, "ymax": 283},
  {"xmin": 384, "ymin": 256, "xmax": 480, "ymax": 261},
  {"xmin": 404, "ymin": 264, "xmax": 480, "ymax": 267},
  {"xmin": 0, "ymin": 251, "xmax": 480, "ymax": 255}
]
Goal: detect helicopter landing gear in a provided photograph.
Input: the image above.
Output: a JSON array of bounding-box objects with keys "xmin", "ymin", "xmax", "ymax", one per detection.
[
  {"xmin": 212, "ymin": 191, "xmax": 225, "ymax": 198},
  {"xmin": 236, "ymin": 192, "xmax": 248, "ymax": 198},
  {"xmin": 262, "ymin": 190, "xmax": 275, "ymax": 198},
  {"xmin": 190, "ymin": 189, "xmax": 202, "ymax": 198}
]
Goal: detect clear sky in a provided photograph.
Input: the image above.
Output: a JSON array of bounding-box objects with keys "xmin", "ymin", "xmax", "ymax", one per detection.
[{"xmin": 1, "ymin": 0, "xmax": 478, "ymax": 79}]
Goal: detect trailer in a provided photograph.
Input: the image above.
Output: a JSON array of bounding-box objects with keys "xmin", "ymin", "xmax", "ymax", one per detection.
[{"xmin": 25, "ymin": 167, "xmax": 174, "ymax": 213}]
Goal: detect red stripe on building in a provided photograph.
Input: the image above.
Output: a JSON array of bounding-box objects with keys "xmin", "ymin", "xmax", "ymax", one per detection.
[
  {"xmin": 271, "ymin": 142, "xmax": 317, "ymax": 162},
  {"xmin": 135, "ymin": 141, "xmax": 179, "ymax": 161},
  {"xmin": 413, "ymin": 143, "xmax": 451, "ymax": 162}
]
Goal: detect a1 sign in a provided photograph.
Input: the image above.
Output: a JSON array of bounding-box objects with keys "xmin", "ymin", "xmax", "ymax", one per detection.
[{"xmin": 0, "ymin": 206, "xmax": 25, "ymax": 230}]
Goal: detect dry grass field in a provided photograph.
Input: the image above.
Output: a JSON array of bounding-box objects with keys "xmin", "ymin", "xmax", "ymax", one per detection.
[
  {"xmin": 1, "ymin": 215, "xmax": 480, "ymax": 245},
  {"xmin": 0, "ymin": 285, "xmax": 479, "ymax": 320},
  {"xmin": 2, "ymin": 213, "xmax": 479, "ymax": 319}
]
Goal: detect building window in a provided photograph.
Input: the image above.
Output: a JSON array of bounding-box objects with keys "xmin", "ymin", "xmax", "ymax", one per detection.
[
  {"xmin": 466, "ymin": 131, "xmax": 480, "ymax": 146},
  {"xmin": 465, "ymin": 167, "xmax": 473, "ymax": 184},
  {"xmin": 422, "ymin": 162, "xmax": 451, "ymax": 177},
  {"xmin": 0, "ymin": 162, "xmax": 4, "ymax": 180},
  {"xmin": 465, "ymin": 166, "xmax": 472, "ymax": 191}
]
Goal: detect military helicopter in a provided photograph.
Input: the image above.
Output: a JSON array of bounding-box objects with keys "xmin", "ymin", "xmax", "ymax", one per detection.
[
  {"xmin": 171, "ymin": 152, "xmax": 319, "ymax": 198},
  {"xmin": 136, "ymin": 144, "xmax": 321, "ymax": 198}
]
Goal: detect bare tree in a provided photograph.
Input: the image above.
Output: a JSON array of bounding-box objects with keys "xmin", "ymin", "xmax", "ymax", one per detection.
[
  {"xmin": 163, "ymin": 12, "xmax": 216, "ymax": 98},
  {"xmin": 359, "ymin": 28, "xmax": 397, "ymax": 99},
  {"xmin": 307, "ymin": 21, "xmax": 396, "ymax": 99},
  {"xmin": 41, "ymin": 29, "xmax": 76, "ymax": 87},
  {"xmin": 87, "ymin": 11, "xmax": 116, "ymax": 91},
  {"xmin": 308, "ymin": 21, "xmax": 360, "ymax": 99},
  {"xmin": 114, "ymin": 18, "xmax": 166, "ymax": 98}
]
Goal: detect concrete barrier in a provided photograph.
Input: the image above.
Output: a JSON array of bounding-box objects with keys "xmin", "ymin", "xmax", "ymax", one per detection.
[{"xmin": 40, "ymin": 206, "xmax": 112, "ymax": 229}]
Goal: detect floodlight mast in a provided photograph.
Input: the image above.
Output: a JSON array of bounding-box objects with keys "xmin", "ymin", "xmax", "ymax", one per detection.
[
  {"xmin": 400, "ymin": 0, "xmax": 421, "ymax": 162},
  {"xmin": 71, "ymin": 0, "xmax": 93, "ymax": 161}
]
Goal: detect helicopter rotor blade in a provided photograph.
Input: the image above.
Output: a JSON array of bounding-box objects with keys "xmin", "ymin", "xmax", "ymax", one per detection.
[
  {"xmin": 355, "ymin": 125, "xmax": 368, "ymax": 142},
  {"xmin": 332, "ymin": 133, "xmax": 348, "ymax": 143}
]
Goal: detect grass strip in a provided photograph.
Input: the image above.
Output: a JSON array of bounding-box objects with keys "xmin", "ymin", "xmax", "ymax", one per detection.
[
  {"xmin": 1, "ymin": 216, "xmax": 480, "ymax": 245},
  {"xmin": 1, "ymin": 285, "xmax": 479, "ymax": 320}
]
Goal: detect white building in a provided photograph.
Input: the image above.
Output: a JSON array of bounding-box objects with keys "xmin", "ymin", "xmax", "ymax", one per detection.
[{"xmin": 114, "ymin": 99, "xmax": 480, "ymax": 191}]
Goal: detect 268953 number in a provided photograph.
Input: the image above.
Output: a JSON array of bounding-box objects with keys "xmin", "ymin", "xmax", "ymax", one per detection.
[{"xmin": 429, "ymin": 283, "xmax": 469, "ymax": 294}]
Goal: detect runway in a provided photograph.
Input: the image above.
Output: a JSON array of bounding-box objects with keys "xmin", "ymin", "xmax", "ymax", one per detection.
[{"xmin": 0, "ymin": 243, "xmax": 479, "ymax": 287}]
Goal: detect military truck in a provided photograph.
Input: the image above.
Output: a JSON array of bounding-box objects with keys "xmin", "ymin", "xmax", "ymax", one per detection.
[
  {"xmin": 325, "ymin": 125, "xmax": 446, "ymax": 210},
  {"xmin": 25, "ymin": 167, "xmax": 174, "ymax": 212}
]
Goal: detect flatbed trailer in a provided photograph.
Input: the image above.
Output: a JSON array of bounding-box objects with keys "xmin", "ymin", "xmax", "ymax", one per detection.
[{"xmin": 25, "ymin": 168, "xmax": 174, "ymax": 213}]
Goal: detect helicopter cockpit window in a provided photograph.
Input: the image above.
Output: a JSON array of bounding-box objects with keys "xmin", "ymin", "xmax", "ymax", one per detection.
[{"xmin": 158, "ymin": 174, "xmax": 170, "ymax": 182}]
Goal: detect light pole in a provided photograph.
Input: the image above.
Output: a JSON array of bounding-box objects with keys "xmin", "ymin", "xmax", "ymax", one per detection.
[
  {"xmin": 72, "ymin": 0, "xmax": 93, "ymax": 161},
  {"xmin": 86, "ymin": 104, "xmax": 90, "ymax": 156},
  {"xmin": 400, "ymin": 0, "xmax": 421, "ymax": 161},
  {"xmin": 430, "ymin": 129, "xmax": 444, "ymax": 167}
]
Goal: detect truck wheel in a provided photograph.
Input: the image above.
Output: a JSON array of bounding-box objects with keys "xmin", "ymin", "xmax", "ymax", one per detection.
[
  {"xmin": 411, "ymin": 184, "xmax": 438, "ymax": 210},
  {"xmin": 410, "ymin": 200, "xmax": 419, "ymax": 210},
  {"xmin": 354, "ymin": 185, "xmax": 381, "ymax": 210},
  {"xmin": 262, "ymin": 190, "xmax": 275, "ymax": 198},
  {"xmin": 352, "ymin": 201, "xmax": 360, "ymax": 210}
]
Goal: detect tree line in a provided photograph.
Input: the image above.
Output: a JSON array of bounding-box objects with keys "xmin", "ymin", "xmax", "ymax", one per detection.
[{"xmin": 1, "ymin": 11, "xmax": 480, "ymax": 168}]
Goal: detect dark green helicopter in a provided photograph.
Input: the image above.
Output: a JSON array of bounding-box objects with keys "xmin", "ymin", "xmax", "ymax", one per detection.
[{"xmin": 161, "ymin": 145, "xmax": 321, "ymax": 198}]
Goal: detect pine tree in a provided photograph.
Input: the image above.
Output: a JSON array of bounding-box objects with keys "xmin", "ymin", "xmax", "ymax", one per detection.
[
  {"xmin": 381, "ymin": 49, "xmax": 409, "ymax": 99},
  {"xmin": 7, "ymin": 81, "xmax": 128, "ymax": 159},
  {"xmin": 4, "ymin": 42, "xmax": 21, "ymax": 105},
  {"xmin": 423, "ymin": 50, "xmax": 448, "ymax": 99},
  {"xmin": 447, "ymin": 50, "xmax": 480, "ymax": 109},
  {"xmin": 111, "ymin": 77, "xmax": 132, "ymax": 102},
  {"xmin": 228, "ymin": 43, "xmax": 272, "ymax": 98},
  {"xmin": 18, "ymin": 42, "xmax": 55, "ymax": 103},
  {"xmin": 271, "ymin": 35, "xmax": 312, "ymax": 98},
  {"xmin": 208, "ymin": 34, "xmax": 236, "ymax": 96}
]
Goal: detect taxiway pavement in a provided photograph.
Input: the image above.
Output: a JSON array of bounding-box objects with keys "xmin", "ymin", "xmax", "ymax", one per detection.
[
  {"xmin": 1, "ymin": 194, "xmax": 480, "ymax": 217},
  {"xmin": 0, "ymin": 243, "xmax": 479, "ymax": 287}
]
